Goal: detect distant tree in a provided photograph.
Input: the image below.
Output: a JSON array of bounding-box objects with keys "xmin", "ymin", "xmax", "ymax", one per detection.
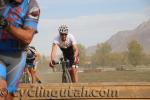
[
  {"xmin": 128, "ymin": 40, "xmax": 143, "ymax": 66},
  {"xmin": 92, "ymin": 42, "xmax": 112, "ymax": 66},
  {"xmin": 77, "ymin": 44, "xmax": 86, "ymax": 66},
  {"xmin": 142, "ymin": 54, "xmax": 150, "ymax": 66},
  {"xmin": 108, "ymin": 52, "xmax": 128, "ymax": 67},
  {"xmin": 121, "ymin": 52, "xmax": 129, "ymax": 65}
]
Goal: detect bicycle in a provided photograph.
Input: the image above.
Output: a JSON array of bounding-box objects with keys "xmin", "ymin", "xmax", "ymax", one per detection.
[
  {"xmin": 20, "ymin": 68, "xmax": 31, "ymax": 83},
  {"xmin": 53, "ymin": 58, "xmax": 72, "ymax": 83}
]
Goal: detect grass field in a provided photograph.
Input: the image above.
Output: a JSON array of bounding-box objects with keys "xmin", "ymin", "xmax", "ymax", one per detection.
[{"xmin": 38, "ymin": 70, "xmax": 150, "ymax": 83}]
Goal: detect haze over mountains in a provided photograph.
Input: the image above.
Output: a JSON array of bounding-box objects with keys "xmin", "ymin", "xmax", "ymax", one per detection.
[{"xmin": 87, "ymin": 19, "xmax": 150, "ymax": 54}]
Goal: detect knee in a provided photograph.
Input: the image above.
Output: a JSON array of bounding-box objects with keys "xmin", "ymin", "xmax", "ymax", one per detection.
[
  {"xmin": 0, "ymin": 80, "xmax": 7, "ymax": 88},
  {"xmin": 7, "ymin": 85, "xmax": 17, "ymax": 94}
]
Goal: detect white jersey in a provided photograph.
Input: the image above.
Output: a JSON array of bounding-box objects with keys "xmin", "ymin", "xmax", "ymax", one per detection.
[
  {"xmin": 53, "ymin": 34, "xmax": 77, "ymax": 66},
  {"xmin": 53, "ymin": 34, "xmax": 77, "ymax": 48}
]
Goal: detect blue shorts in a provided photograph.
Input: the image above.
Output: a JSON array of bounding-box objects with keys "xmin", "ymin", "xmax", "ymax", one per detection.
[
  {"xmin": 26, "ymin": 62, "xmax": 35, "ymax": 68},
  {"xmin": 0, "ymin": 51, "xmax": 26, "ymax": 93}
]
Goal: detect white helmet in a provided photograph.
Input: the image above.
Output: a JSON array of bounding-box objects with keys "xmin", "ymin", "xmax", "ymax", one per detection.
[
  {"xmin": 28, "ymin": 46, "xmax": 36, "ymax": 54},
  {"xmin": 58, "ymin": 25, "xmax": 68, "ymax": 34}
]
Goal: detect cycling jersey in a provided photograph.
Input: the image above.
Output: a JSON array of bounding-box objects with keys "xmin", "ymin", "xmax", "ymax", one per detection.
[
  {"xmin": 26, "ymin": 50, "xmax": 35, "ymax": 63},
  {"xmin": 53, "ymin": 34, "xmax": 77, "ymax": 67},
  {"xmin": 0, "ymin": 0, "xmax": 40, "ymax": 51},
  {"xmin": 0, "ymin": 0, "xmax": 40, "ymax": 93}
]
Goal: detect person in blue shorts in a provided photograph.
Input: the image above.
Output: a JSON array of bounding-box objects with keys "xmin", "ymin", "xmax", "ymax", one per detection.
[
  {"xmin": 25, "ymin": 46, "xmax": 41, "ymax": 83},
  {"xmin": 0, "ymin": 0, "xmax": 40, "ymax": 99}
]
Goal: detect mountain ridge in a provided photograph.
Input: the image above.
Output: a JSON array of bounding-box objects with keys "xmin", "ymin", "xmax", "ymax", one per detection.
[{"xmin": 87, "ymin": 19, "xmax": 150, "ymax": 54}]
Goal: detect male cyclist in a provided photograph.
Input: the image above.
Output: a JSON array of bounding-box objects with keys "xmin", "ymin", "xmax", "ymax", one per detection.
[
  {"xmin": 0, "ymin": 0, "xmax": 40, "ymax": 99},
  {"xmin": 49, "ymin": 25, "xmax": 79, "ymax": 83},
  {"xmin": 25, "ymin": 46, "xmax": 41, "ymax": 83}
]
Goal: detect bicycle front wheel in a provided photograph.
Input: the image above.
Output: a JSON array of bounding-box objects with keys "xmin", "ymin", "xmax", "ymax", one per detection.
[{"xmin": 62, "ymin": 70, "xmax": 72, "ymax": 83}]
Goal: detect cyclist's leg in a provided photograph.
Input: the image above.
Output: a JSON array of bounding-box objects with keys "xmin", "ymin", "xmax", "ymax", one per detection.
[
  {"xmin": 0, "ymin": 61, "xmax": 7, "ymax": 100},
  {"xmin": 34, "ymin": 71, "xmax": 42, "ymax": 83},
  {"xmin": 28, "ymin": 67, "xmax": 33, "ymax": 83},
  {"xmin": 68, "ymin": 60, "xmax": 78, "ymax": 83},
  {"xmin": 21, "ymin": 69, "xmax": 25, "ymax": 83},
  {"xmin": 25, "ymin": 66, "xmax": 31, "ymax": 78},
  {"xmin": 69, "ymin": 67, "xmax": 78, "ymax": 83},
  {"xmin": 35, "ymin": 74, "xmax": 41, "ymax": 83},
  {"xmin": 23, "ymin": 66, "xmax": 31, "ymax": 83},
  {"xmin": 7, "ymin": 52, "xmax": 26, "ymax": 99},
  {"xmin": 33, "ymin": 63, "xmax": 42, "ymax": 83},
  {"xmin": 0, "ymin": 51, "xmax": 26, "ymax": 99},
  {"xmin": 32, "ymin": 69, "xmax": 41, "ymax": 83},
  {"xmin": 28, "ymin": 65, "xmax": 36, "ymax": 83}
]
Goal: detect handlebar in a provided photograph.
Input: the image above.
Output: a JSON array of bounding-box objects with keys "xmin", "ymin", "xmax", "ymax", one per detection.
[{"xmin": 52, "ymin": 58, "xmax": 69, "ymax": 65}]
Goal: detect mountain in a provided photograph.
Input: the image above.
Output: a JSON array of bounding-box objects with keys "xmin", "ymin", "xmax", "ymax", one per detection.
[
  {"xmin": 87, "ymin": 19, "xmax": 150, "ymax": 54},
  {"xmin": 107, "ymin": 19, "xmax": 150, "ymax": 53}
]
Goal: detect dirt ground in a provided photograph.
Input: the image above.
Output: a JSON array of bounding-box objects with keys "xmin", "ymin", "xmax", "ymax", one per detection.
[{"xmin": 37, "ymin": 70, "xmax": 150, "ymax": 83}]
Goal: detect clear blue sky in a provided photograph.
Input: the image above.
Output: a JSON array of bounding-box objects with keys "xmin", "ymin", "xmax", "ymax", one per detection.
[{"xmin": 32, "ymin": 0, "xmax": 150, "ymax": 55}]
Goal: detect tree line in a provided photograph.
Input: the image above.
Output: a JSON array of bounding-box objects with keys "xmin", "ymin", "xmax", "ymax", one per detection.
[
  {"xmin": 38, "ymin": 40, "xmax": 150, "ymax": 70},
  {"xmin": 77, "ymin": 40, "xmax": 150, "ymax": 68}
]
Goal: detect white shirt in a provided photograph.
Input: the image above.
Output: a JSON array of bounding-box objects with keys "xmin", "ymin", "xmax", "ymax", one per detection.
[{"xmin": 53, "ymin": 34, "xmax": 77, "ymax": 48}]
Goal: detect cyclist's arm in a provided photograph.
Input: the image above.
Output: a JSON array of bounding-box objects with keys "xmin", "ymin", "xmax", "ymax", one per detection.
[
  {"xmin": 70, "ymin": 34, "xmax": 78, "ymax": 58},
  {"xmin": 50, "ymin": 43, "xmax": 58, "ymax": 63},
  {"xmin": 6, "ymin": 0, "xmax": 40, "ymax": 45},
  {"xmin": 6, "ymin": 26, "xmax": 35, "ymax": 45},
  {"xmin": 73, "ymin": 44, "xmax": 78, "ymax": 59}
]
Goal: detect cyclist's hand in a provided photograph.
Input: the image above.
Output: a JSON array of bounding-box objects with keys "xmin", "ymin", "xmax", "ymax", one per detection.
[
  {"xmin": 74, "ymin": 56, "xmax": 79, "ymax": 64},
  {"xmin": 49, "ymin": 61, "xmax": 55, "ymax": 68}
]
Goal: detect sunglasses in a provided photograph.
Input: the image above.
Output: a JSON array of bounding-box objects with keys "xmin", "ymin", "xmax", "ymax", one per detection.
[{"xmin": 60, "ymin": 34, "xmax": 67, "ymax": 36}]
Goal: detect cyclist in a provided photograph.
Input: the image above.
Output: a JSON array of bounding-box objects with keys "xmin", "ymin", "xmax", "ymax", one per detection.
[
  {"xmin": 0, "ymin": 0, "xmax": 40, "ymax": 99},
  {"xmin": 25, "ymin": 46, "xmax": 41, "ymax": 83},
  {"xmin": 49, "ymin": 25, "xmax": 79, "ymax": 83}
]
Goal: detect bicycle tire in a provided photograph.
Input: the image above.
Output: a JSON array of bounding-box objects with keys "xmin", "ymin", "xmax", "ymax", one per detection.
[
  {"xmin": 62, "ymin": 69, "xmax": 72, "ymax": 83},
  {"xmin": 66, "ymin": 70, "xmax": 72, "ymax": 82},
  {"xmin": 59, "ymin": 58, "xmax": 73, "ymax": 83}
]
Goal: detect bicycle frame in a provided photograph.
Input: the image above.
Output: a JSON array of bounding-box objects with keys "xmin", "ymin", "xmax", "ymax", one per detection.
[
  {"xmin": 61, "ymin": 59, "xmax": 72, "ymax": 83},
  {"xmin": 54, "ymin": 58, "xmax": 72, "ymax": 83}
]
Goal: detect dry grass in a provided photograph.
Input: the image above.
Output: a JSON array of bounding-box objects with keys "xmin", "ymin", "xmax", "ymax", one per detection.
[{"xmin": 37, "ymin": 70, "xmax": 150, "ymax": 83}]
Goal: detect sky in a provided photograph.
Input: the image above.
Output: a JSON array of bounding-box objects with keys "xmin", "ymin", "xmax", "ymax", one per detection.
[{"xmin": 31, "ymin": 0, "xmax": 150, "ymax": 56}]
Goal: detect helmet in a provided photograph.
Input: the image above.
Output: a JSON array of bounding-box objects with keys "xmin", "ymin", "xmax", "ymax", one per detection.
[
  {"xmin": 26, "ymin": 46, "xmax": 36, "ymax": 61},
  {"xmin": 28, "ymin": 46, "xmax": 36, "ymax": 54},
  {"xmin": 58, "ymin": 25, "xmax": 68, "ymax": 34},
  {"xmin": 11, "ymin": 0, "xmax": 23, "ymax": 5}
]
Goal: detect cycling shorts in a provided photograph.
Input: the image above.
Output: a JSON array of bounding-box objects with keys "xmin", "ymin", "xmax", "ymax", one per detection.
[
  {"xmin": 26, "ymin": 61, "xmax": 38, "ymax": 72},
  {"xmin": 64, "ymin": 58, "xmax": 79, "ymax": 69},
  {"xmin": 26, "ymin": 63, "xmax": 35, "ymax": 68},
  {"xmin": 0, "ymin": 51, "xmax": 26, "ymax": 93}
]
